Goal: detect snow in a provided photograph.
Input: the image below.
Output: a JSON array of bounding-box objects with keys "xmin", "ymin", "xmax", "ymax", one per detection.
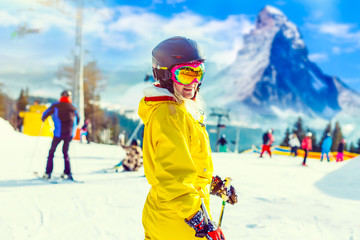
[
  {"xmin": 309, "ymin": 70, "xmax": 326, "ymax": 91},
  {"xmin": 263, "ymin": 5, "xmax": 285, "ymax": 16},
  {"xmin": 1, "ymin": 117, "xmax": 360, "ymax": 240}
]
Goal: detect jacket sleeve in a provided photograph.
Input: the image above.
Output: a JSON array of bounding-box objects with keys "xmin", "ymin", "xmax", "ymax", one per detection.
[
  {"xmin": 269, "ymin": 134, "xmax": 275, "ymax": 145},
  {"xmin": 75, "ymin": 109, "xmax": 80, "ymax": 125},
  {"xmin": 301, "ymin": 139, "xmax": 306, "ymax": 149},
  {"xmin": 150, "ymin": 105, "xmax": 202, "ymax": 219},
  {"xmin": 42, "ymin": 105, "xmax": 54, "ymax": 121}
]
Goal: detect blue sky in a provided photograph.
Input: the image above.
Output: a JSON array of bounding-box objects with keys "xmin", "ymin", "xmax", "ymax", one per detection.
[{"xmin": 0, "ymin": 0, "xmax": 359, "ymax": 98}]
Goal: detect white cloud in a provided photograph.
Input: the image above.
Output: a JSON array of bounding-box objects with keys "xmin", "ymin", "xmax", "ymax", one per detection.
[
  {"xmin": 0, "ymin": 1, "xmax": 76, "ymax": 35},
  {"xmin": 107, "ymin": 7, "xmax": 163, "ymax": 39},
  {"xmin": 306, "ymin": 22, "xmax": 360, "ymax": 54},
  {"xmin": 317, "ymin": 22, "xmax": 355, "ymax": 37},
  {"xmin": 309, "ymin": 22, "xmax": 360, "ymax": 44},
  {"xmin": 83, "ymin": 7, "xmax": 253, "ymax": 67},
  {"xmin": 0, "ymin": 5, "xmax": 254, "ymax": 70},
  {"xmin": 0, "ymin": 11, "xmax": 19, "ymax": 26},
  {"xmin": 342, "ymin": 123, "xmax": 355, "ymax": 136},
  {"xmin": 308, "ymin": 53, "xmax": 328, "ymax": 62}
]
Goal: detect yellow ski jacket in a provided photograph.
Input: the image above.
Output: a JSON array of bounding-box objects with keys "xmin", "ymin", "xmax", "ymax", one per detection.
[{"xmin": 138, "ymin": 92, "xmax": 214, "ymax": 240}]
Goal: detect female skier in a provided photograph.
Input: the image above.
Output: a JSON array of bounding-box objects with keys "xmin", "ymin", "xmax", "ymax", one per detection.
[{"xmin": 138, "ymin": 36, "xmax": 225, "ymax": 240}]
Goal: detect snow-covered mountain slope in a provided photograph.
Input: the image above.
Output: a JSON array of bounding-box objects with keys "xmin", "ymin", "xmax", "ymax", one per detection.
[
  {"xmin": 1, "ymin": 117, "xmax": 360, "ymax": 239},
  {"xmin": 204, "ymin": 5, "xmax": 360, "ymax": 127}
]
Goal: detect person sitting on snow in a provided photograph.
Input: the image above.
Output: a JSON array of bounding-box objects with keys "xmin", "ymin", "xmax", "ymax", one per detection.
[
  {"xmin": 114, "ymin": 139, "xmax": 143, "ymax": 172},
  {"xmin": 80, "ymin": 119, "xmax": 91, "ymax": 144}
]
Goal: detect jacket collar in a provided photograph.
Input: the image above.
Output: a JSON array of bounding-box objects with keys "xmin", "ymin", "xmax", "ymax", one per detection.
[
  {"xmin": 59, "ymin": 96, "xmax": 72, "ymax": 103},
  {"xmin": 143, "ymin": 83, "xmax": 176, "ymax": 102}
]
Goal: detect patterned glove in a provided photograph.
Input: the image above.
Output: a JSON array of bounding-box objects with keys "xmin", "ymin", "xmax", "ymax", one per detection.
[
  {"xmin": 226, "ymin": 185, "xmax": 238, "ymax": 205},
  {"xmin": 185, "ymin": 210, "xmax": 225, "ymax": 240},
  {"xmin": 210, "ymin": 176, "xmax": 238, "ymax": 205}
]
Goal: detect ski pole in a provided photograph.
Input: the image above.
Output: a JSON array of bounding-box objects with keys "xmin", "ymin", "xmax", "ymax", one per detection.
[
  {"xmin": 125, "ymin": 120, "xmax": 143, "ymax": 146},
  {"xmin": 218, "ymin": 200, "xmax": 226, "ymax": 227},
  {"xmin": 201, "ymin": 198, "xmax": 210, "ymax": 224},
  {"xmin": 218, "ymin": 177, "xmax": 232, "ymax": 227}
]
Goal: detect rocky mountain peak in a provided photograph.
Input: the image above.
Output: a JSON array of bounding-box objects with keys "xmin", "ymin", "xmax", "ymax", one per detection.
[
  {"xmin": 252, "ymin": 5, "xmax": 305, "ymax": 49},
  {"xmin": 255, "ymin": 5, "xmax": 287, "ymax": 31}
]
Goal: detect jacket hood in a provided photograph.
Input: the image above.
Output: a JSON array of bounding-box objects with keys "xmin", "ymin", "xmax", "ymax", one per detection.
[{"xmin": 138, "ymin": 84, "xmax": 177, "ymax": 125}]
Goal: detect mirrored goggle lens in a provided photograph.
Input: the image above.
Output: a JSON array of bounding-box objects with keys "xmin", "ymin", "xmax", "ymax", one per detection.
[{"xmin": 174, "ymin": 64, "xmax": 205, "ymax": 85}]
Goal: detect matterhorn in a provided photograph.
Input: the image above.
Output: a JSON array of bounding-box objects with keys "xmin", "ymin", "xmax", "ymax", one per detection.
[{"xmin": 205, "ymin": 5, "xmax": 360, "ymax": 127}]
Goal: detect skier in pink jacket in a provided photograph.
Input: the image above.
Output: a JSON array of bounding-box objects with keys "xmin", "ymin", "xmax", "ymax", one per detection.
[{"xmin": 301, "ymin": 132, "xmax": 312, "ymax": 166}]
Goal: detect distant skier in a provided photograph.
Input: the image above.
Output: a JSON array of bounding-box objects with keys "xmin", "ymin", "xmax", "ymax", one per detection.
[
  {"xmin": 321, "ymin": 132, "xmax": 332, "ymax": 162},
  {"xmin": 336, "ymin": 138, "xmax": 346, "ymax": 162},
  {"xmin": 301, "ymin": 132, "xmax": 312, "ymax": 166},
  {"xmin": 288, "ymin": 133, "xmax": 300, "ymax": 157},
  {"xmin": 41, "ymin": 90, "xmax": 79, "ymax": 180},
  {"xmin": 260, "ymin": 129, "xmax": 275, "ymax": 158},
  {"xmin": 217, "ymin": 134, "xmax": 228, "ymax": 152},
  {"xmin": 118, "ymin": 130, "xmax": 126, "ymax": 146},
  {"xmin": 80, "ymin": 119, "xmax": 91, "ymax": 144},
  {"xmin": 114, "ymin": 139, "xmax": 143, "ymax": 172},
  {"xmin": 138, "ymin": 36, "xmax": 225, "ymax": 240}
]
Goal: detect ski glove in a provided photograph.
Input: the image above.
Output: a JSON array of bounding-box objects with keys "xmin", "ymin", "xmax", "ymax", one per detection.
[
  {"xmin": 226, "ymin": 185, "xmax": 238, "ymax": 205},
  {"xmin": 185, "ymin": 210, "xmax": 225, "ymax": 240},
  {"xmin": 210, "ymin": 176, "xmax": 238, "ymax": 205}
]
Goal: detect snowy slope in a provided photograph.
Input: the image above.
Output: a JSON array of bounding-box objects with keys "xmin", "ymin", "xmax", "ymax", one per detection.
[{"xmin": 1, "ymin": 117, "xmax": 360, "ymax": 240}]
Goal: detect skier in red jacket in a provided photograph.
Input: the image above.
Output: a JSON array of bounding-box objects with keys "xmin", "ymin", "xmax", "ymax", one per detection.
[
  {"xmin": 260, "ymin": 129, "xmax": 275, "ymax": 158},
  {"xmin": 301, "ymin": 132, "xmax": 312, "ymax": 166}
]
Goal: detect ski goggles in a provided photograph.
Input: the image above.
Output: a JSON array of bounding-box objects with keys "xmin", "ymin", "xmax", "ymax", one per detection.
[{"xmin": 170, "ymin": 61, "xmax": 205, "ymax": 85}]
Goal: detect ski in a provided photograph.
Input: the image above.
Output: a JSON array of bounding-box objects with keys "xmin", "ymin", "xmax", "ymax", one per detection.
[
  {"xmin": 33, "ymin": 171, "xmax": 60, "ymax": 184},
  {"xmin": 57, "ymin": 178, "xmax": 85, "ymax": 184},
  {"xmin": 103, "ymin": 163, "xmax": 122, "ymax": 173},
  {"xmin": 103, "ymin": 167, "xmax": 119, "ymax": 173},
  {"xmin": 33, "ymin": 172, "xmax": 84, "ymax": 184}
]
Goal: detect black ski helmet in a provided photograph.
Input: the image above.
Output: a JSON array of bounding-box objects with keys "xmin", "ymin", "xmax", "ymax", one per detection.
[
  {"xmin": 61, "ymin": 90, "xmax": 72, "ymax": 98},
  {"xmin": 152, "ymin": 36, "xmax": 205, "ymax": 93}
]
